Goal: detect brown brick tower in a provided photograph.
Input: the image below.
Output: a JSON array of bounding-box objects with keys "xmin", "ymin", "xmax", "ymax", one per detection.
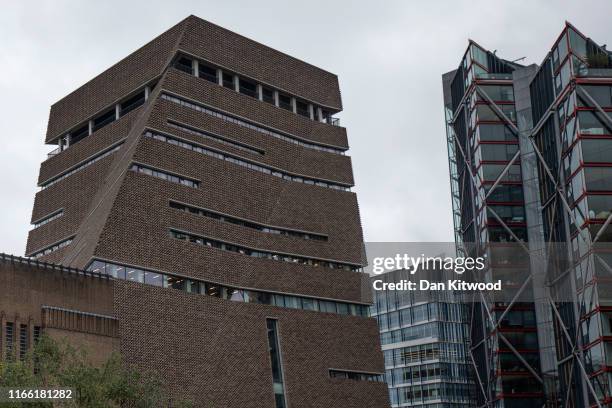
[{"xmin": 25, "ymin": 15, "xmax": 388, "ymax": 407}]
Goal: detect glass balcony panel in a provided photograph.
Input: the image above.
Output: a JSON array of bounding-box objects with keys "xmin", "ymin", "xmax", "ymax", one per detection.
[
  {"xmin": 585, "ymin": 167, "xmax": 612, "ymax": 191},
  {"xmin": 471, "ymin": 44, "xmax": 488, "ymax": 68},
  {"xmin": 569, "ymin": 28, "xmax": 588, "ymax": 60},
  {"xmin": 586, "ymin": 194, "xmax": 612, "ymax": 220},
  {"xmin": 582, "ymin": 139, "xmax": 612, "ymax": 163},
  {"xmin": 479, "ymin": 85, "xmax": 514, "ymax": 102},
  {"xmin": 579, "ymin": 111, "xmax": 612, "ymax": 135}
]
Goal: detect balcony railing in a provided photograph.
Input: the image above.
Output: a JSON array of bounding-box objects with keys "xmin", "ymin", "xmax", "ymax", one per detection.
[
  {"xmin": 576, "ymin": 68, "xmax": 612, "ymax": 78},
  {"xmin": 475, "ymin": 73, "xmax": 513, "ymax": 80},
  {"xmin": 327, "ymin": 117, "xmax": 341, "ymax": 126},
  {"xmin": 47, "ymin": 146, "xmax": 61, "ymax": 158}
]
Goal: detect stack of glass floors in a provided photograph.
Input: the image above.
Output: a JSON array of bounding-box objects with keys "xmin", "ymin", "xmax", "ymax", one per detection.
[
  {"xmin": 371, "ymin": 269, "xmax": 474, "ymax": 407},
  {"xmin": 445, "ymin": 42, "xmax": 545, "ymax": 406},
  {"xmin": 530, "ymin": 23, "xmax": 612, "ymax": 407}
]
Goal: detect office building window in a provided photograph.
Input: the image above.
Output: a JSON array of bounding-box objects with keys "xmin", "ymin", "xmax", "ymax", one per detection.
[
  {"xmin": 129, "ymin": 163, "xmax": 199, "ymax": 188},
  {"xmin": 87, "ymin": 260, "xmax": 369, "ymax": 317},
  {"xmin": 92, "ymin": 109, "xmax": 116, "ymax": 132},
  {"xmin": 40, "ymin": 144, "xmax": 123, "ymax": 190},
  {"xmin": 70, "ymin": 124, "xmax": 90, "ymax": 145},
  {"xmin": 120, "ymin": 91, "xmax": 145, "ymax": 117},
  {"xmin": 33, "ymin": 326, "xmax": 42, "ymax": 344},
  {"xmin": 262, "ymin": 87, "xmax": 275, "ymax": 104},
  {"xmin": 329, "ymin": 369, "xmax": 384, "ymax": 382},
  {"xmin": 161, "ymin": 93, "xmax": 346, "ymax": 155},
  {"xmin": 239, "ymin": 78, "xmax": 258, "ymax": 98},
  {"xmin": 170, "ymin": 201, "xmax": 327, "ymax": 241},
  {"xmin": 19, "ymin": 325, "xmax": 28, "ymax": 361},
  {"xmin": 296, "ymin": 100, "xmax": 310, "ymax": 117},
  {"xmin": 170, "ymin": 228, "xmax": 359, "ymax": 271},
  {"xmin": 198, "ymin": 64, "xmax": 218, "ymax": 83},
  {"xmin": 30, "ymin": 237, "xmax": 73, "ymax": 259},
  {"xmin": 171, "ymin": 53, "xmax": 342, "ymax": 126},
  {"xmin": 143, "ymin": 130, "xmax": 350, "ymax": 191},
  {"xmin": 166, "ymin": 120, "xmax": 264, "ymax": 155},
  {"xmin": 5, "ymin": 322, "xmax": 14, "ymax": 359},
  {"xmin": 222, "ymin": 72, "xmax": 234, "ymax": 89},
  {"xmin": 267, "ymin": 319, "xmax": 287, "ymax": 408},
  {"xmin": 175, "ymin": 56, "xmax": 193, "ymax": 74},
  {"xmin": 278, "ymin": 93, "xmax": 292, "ymax": 111},
  {"xmin": 32, "ymin": 210, "xmax": 64, "ymax": 229}
]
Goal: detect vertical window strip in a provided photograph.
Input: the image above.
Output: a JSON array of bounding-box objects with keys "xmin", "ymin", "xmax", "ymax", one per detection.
[
  {"xmin": 19, "ymin": 325, "xmax": 28, "ymax": 361},
  {"xmin": 5, "ymin": 322, "xmax": 14, "ymax": 360},
  {"xmin": 266, "ymin": 319, "xmax": 287, "ymax": 408}
]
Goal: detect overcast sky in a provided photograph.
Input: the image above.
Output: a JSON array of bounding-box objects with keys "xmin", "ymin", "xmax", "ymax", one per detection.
[{"xmin": 1, "ymin": 0, "xmax": 611, "ymax": 256}]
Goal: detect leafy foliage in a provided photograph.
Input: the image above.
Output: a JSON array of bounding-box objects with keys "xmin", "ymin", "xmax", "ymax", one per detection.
[{"xmin": 0, "ymin": 335, "xmax": 194, "ymax": 407}]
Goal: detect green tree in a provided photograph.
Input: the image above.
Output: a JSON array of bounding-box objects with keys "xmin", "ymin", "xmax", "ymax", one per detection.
[{"xmin": 0, "ymin": 335, "xmax": 194, "ymax": 408}]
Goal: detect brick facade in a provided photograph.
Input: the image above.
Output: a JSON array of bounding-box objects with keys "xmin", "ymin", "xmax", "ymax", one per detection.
[{"xmin": 19, "ymin": 15, "xmax": 389, "ymax": 407}]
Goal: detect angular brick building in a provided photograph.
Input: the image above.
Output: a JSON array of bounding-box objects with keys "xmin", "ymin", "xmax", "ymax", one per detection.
[{"xmin": 10, "ymin": 15, "xmax": 389, "ymax": 407}]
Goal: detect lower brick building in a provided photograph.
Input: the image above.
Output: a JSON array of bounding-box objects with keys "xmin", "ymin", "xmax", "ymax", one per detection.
[{"xmin": 1, "ymin": 253, "xmax": 388, "ymax": 408}]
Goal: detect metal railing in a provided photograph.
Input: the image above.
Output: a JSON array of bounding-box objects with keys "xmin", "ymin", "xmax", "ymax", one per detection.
[
  {"xmin": 47, "ymin": 146, "xmax": 62, "ymax": 158},
  {"xmin": 576, "ymin": 68, "xmax": 612, "ymax": 78},
  {"xmin": 475, "ymin": 73, "xmax": 513, "ymax": 80}
]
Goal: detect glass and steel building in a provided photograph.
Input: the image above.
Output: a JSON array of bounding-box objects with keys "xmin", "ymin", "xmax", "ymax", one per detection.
[
  {"xmin": 371, "ymin": 269, "xmax": 475, "ymax": 407},
  {"xmin": 443, "ymin": 40, "xmax": 547, "ymax": 407},
  {"xmin": 443, "ymin": 22, "xmax": 612, "ymax": 407}
]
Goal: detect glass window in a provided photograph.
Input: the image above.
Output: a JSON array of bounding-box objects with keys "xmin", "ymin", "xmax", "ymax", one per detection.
[
  {"xmin": 587, "ymin": 195, "xmax": 612, "ymax": 220},
  {"xmin": 582, "ymin": 139, "xmax": 612, "ymax": 163},
  {"xmin": 107, "ymin": 264, "xmax": 125, "ymax": 279},
  {"xmin": 126, "ymin": 267, "xmax": 144, "ymax": 283},
  {"xmin": 479, "ymin": 144, "xmax": 518, "ymax": 162},
  {"xmin": 569, "ymin": 28, "xmax": 587, "ymax": 59},
  {"xmin": 93, "ymin": 109, "xmax": 115, "ymax": 131},
  {"xmin": 336, "ymin": 303, "xmax": 349, "ymax": 315},
  {"xmin": 70, "ymin": 124, "xmax": 90, "ymax": 145},
  {"xmin": 144, "ymin": 271, "xmax": 164, "ymax": 286},
  {"xmin": 175, "ymin": 56, "xmax": 193, "ymax": 74},
  {"xmin": 585, "ymin": 167, "xmax": 612, "ymax": 191},
  {"xmin": 479, "ymin": 124, "xmax": 516, "ymax": 141},
  {"xmin": 296, "ymin": 100, "xmax": 310, "ymax": 118},
  {"xmin": 120, "ymin": 91, "xmax": 145, "ymax": 116},
  {"xmin": 301, "ymin": 298, "xmax": 318, "ymax": 311},
  {"xmin": 580, "ymin": 85, "xmax": 612, "ymax": 108},
  {"xmin": 555, "ymin": 60, "xmax": 572, "ymax": 95},
  {"xmin": 262, "ymin": 87, "xmax": 275, "ymax": 104},
  {"xmin": 579, "ymin": 111, "xmax": 612, "ymax": 135},
  {"xmin": 557, "ymin": 33, "xmax": 569, "ymax": 65},
  {"xmin": 471, "ymin": 44, "xmax": 488, "ymax": 68},
  {"xmin": 320, "ymin": 301, "xmax": 337, "ymax": 313},
  {"xmin": 166, "ymin": 276, "xmax": 185, "ymax": 290},
  {"xmin": 487, "ymin": 205, "xmax": 525, "ymax": 223},
  {"xmin": 481, "ymin": 164, "xmax": 521, "ymax": 182},
  {"xmin": 222, "ymin": 72, "xmax": 234, "ymax": 89},
  {"xmin": 475, "ymin": 104, "xmax": 516, "ymax": 123},
  {"xmin": 479, "ymin": 85, "xmax": 514, "ymax": 102},
  {"xmin": 88, "ymin": 260, "xmax": 106, "ymax": 275},
  {"xmin": 199, "ymin": 64, "xmax": 217, "ymax": 83},
  {"xmin": 278, "ymin": 93, "xmax": 292, "ymax": 111},
  {"xmin": 239, "ymin": 78, "xmax": 258, "ymax": 98}
]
